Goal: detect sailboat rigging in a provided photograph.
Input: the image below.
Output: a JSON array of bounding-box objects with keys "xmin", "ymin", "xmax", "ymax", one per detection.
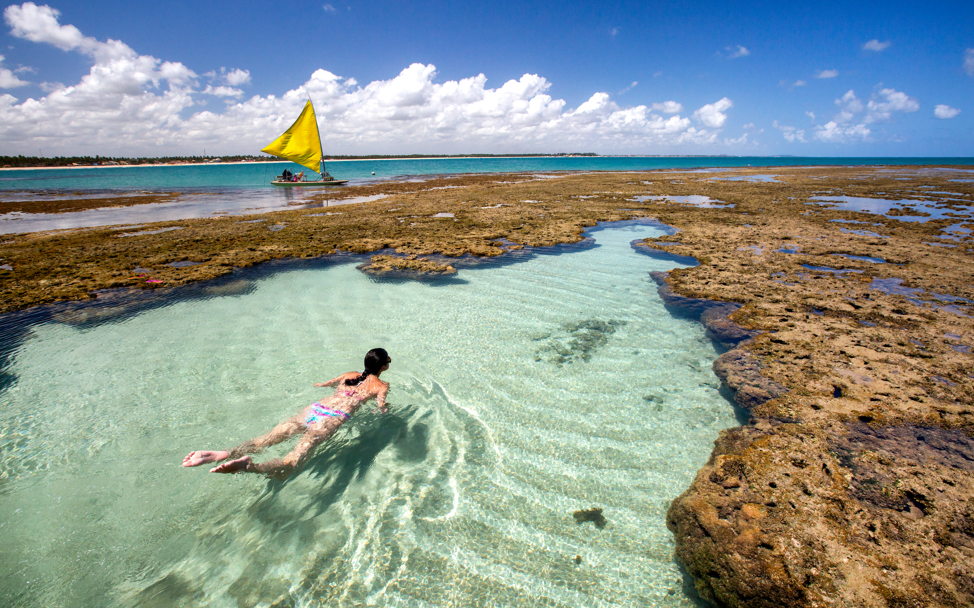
[{"xmin": 261, "ymin": 100, "xmax": 348, "ymax": 186}]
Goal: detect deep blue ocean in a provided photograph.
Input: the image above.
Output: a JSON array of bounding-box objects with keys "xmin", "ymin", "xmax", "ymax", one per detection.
[{"xmin": 1, "ymin": 156, "xmax": 971, "ymax": 191}]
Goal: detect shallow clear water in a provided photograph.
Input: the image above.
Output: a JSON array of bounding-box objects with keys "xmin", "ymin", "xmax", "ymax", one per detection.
[
  {"xmin": 0, "ymin": 189, "xmax": 383, "ymax": 235},
  {"xmin": 0, "ymin": 222, "xmax": 736, "ymax": 607},
  {"xmin": 2, "ymin": 157, "xmax": 972, "ymax": 191},
  {"xmin": 809, "ymin": 195, "xmax": 974, "ymax": 222}
]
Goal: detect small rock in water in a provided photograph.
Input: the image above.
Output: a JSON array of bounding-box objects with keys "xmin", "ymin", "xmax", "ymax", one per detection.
[
  {"xmin": 573, "ymin": 507, "xmax": 607, "ymax": 529},
  {"xmin": 573, "ymin": 555, "xmax": 583, "ymax": 565}
]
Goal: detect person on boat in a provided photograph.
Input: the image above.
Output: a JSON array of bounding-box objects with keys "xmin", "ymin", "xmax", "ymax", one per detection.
[
  {"xmin": 182, "ymin": 348, "xmax": 391, "ymax": 477},
  {"xmin": 282, "ymin": 168, "xmax": 292, "ymax": 181},
  {"xmin": 294, "ymin": 171, "xmax": 304, "ymax": 182}
]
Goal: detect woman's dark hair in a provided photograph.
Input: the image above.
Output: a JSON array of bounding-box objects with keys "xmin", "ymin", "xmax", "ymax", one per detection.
[{"xmin": 344, "ymin": 348, "xmax": 390, "ymax": 386}]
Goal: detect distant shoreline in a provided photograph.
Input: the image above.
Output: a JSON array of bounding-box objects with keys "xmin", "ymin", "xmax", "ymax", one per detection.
[
  {"xmin": 0, "ymin": 156, "xmax": 580, "ymax": 172},
  {"xmin": 0, "ymin": 154, "xmax": 606, "ymax": 171},
  {"xmin": 3, "ymin": 155, "xmax": 973, "ymax": 173}
]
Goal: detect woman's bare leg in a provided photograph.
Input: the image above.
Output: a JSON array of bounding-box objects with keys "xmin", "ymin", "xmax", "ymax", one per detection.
[
  {"xmin": 227, "ymin": 416, "xmax": 306, "ymax": 458},
  {"xmin": 183, "ymin": 416, "xmax": 305, "ymax": 468},
  {"xmin": 212, "ymin": 422, "xmax": 340, "ymax": 477}
]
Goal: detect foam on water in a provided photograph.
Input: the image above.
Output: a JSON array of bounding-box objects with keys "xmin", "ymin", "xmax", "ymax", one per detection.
[{"xmin": 0, "ymin": 222, "xmax": 736, "ymax": 607}]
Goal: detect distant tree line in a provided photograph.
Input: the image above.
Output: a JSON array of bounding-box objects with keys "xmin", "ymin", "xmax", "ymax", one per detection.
[
  {"xmin": 1, "ymin": 152, "xmax": 599, "ymax": 168},
  {"xmin": 0, "ymin": 154, "xmax": 274, "ymax": 168}
]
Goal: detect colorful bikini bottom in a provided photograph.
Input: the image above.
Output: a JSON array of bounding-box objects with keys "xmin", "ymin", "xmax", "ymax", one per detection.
[{"xmin": 305, "ymin": 403, "xmax": 351, "ymax": 425}]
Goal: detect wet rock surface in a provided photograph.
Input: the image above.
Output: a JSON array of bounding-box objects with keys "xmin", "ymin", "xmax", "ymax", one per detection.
[
  {"xmin": 712, "ymin": 349, "xmax": 789, "ymax": 410},
  {"xmin": 0, "ymin": 192, "xmax": 181, "ymax": 214},
  {"xmin": 1, "ymin": 166, "xmax": 973, "ymax": 606},
  {"xmin": 649, "ymin": 269, "xmax": 760, "ymax": 349}
]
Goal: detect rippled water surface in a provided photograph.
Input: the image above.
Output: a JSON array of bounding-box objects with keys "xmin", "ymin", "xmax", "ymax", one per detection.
[{"xmin": 0, "ymin": 222, "xmax": 737, "ymax": 607}]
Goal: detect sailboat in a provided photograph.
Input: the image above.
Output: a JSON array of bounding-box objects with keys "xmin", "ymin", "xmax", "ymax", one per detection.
[{"xmin": 262, "ymin": 100, "xmax": 348, "ymax": 186}]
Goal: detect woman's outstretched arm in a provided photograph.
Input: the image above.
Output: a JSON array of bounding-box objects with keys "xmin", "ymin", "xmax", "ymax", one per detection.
[
  {"xmin": 314, "ymin": 371, "xmax": 358, "ymax": 387},
  {"xmin": 375, "ymin": 384, "xmax": 389, "ymax": 413}
]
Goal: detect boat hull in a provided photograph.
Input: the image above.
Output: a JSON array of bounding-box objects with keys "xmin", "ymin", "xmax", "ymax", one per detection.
[{"xmin": 271, "ymin": 180, "xmax": 348, "ymax": 187}]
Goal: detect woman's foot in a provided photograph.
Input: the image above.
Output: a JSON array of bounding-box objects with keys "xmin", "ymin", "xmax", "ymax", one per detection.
[
  {"xmin": 210, "ymin": 456, "xmax": 251, "ymax": 474},
  {"xmin": 182, "ymin": 450, "xmax": 230, "ymax": 467}
]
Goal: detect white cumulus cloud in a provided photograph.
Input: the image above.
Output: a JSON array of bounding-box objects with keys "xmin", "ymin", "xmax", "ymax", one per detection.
[
  {"xmin": 862, "ymin": 39, "xmax": 890, "ymax": 52},
  {"xmin": 965, "ymin": 49, "xmax": 974, "ymax": 76},
  {"xmin": 834, "ymin": 90, "xmax": 864, "ymax": 123},
  {"xmin": 724, "ymin": 45, "xmax": 750, "ymax": 59},
  {"xmin": 865, "ymin": 88, "xmax": 919, "ymax": 123},
  {"xmin": 821, "ymin": 88, "xmax": 912, "ymax": 141},
  {"xmin": 0, "ymin": 3, "xmax": 742, "ymax": 155},
  {"xmin": 651, "ymin": 100, "xmax": 682, "ymax": 113},
  {"xmin": 0, "ymin": 54, "xmax": 29, "ymax": 88},
  {"xmin": 693, "ymin": 98, "xmax": 732, "ymax": 128},
  {"xmin": 203, "ymin": 85, "xmax": 243, "ymax": 97},
  {"xmin": 814, "ymin": 121, "xmax": 871, "ymax": 143},
  {"xmin": 224, "ymin": 68, "xmax": 250, "ymax": 86},
  {"xmin": 934, "ymin": 104, "xmax": 961, "ymax": 119},
  {"xmin": 815, "ymin": 69, "xmax": 838, "ymax": 79},
  {"xmin": 773, "ymin": 120, "xmax": 806, "ymax": 143},
  {"xmin": 4, "ymin": 2, "xmax": 197, "ymax": 95}
]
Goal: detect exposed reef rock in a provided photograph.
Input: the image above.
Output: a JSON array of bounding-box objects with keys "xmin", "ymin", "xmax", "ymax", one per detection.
[
  {"xmin": 669, "ymin": 422, "xmax": 974, "ymax": 608},
  {"xmin": 358, "ymin": 254, "xmax": 457, "ymax": 276},
  {"xmin": 650, "ymin": 270, "xmax": 761, "ymax": 349},
  {"xmin": 712, "ymin": 349, "xmax": 789, "ymax": 411}
]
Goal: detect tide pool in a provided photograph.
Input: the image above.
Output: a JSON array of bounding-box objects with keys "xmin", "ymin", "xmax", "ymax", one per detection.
[{"xmin": 0, "ymin": 221, "xmax": 737, "ymax": 607}]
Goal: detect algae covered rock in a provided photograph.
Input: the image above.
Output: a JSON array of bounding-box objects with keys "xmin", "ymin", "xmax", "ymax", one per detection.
[
  {"xmin": 359, "ymin": 254, "xmax": 457, "ymax": 276},
  {"xmin": 668, "ymin": 422, "xmax": 974, "ymax": 608},
  {"xmin": 573, "ymin": 507, "xmax": 607, "ymax": 529},
  {"xmin": 535, "ymin": 318, "xmax": 626, "ymax": 365},
  {"xmin": 712, "ymin": 348, "xmax": 788, "ymax": 410}
]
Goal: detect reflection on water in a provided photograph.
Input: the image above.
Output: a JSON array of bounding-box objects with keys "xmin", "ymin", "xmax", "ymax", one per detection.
[
  {"xmin": 0, "ymin": 187, "xmax": 388, "ymax": 235},
  {"xmin": 0, "ymin": 222, "xmax": 735, "ymax": 607},
  {"xmin": 810, "ymin": 195, "xmax": 974, "ymax": 222}
]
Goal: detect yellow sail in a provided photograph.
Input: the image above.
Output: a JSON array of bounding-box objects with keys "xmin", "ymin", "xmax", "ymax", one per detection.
[{"xmin": 261, "ymin": 100, "xmax": 322, "ymax": 173}]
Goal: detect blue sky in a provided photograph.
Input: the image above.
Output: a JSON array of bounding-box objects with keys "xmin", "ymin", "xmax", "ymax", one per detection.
[{"xmin": 0, "ymin": 0, "xmax": 972, "ymax": 156}]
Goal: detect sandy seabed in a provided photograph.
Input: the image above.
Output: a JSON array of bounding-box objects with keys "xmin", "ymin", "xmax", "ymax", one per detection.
[{"xmin": 1, "ymin": 166, "xmax": 973, "ymax": 607}]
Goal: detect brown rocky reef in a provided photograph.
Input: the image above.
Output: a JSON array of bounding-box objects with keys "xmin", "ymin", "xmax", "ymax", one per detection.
[{"xmin": 1, "ymin": 166, "xmax": 973, "ymax": 606}]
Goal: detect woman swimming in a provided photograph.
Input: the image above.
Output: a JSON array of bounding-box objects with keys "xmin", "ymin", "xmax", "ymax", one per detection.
[{"xmin": 182, "ymin": 348, "xmax": 391, "ymax": 477}]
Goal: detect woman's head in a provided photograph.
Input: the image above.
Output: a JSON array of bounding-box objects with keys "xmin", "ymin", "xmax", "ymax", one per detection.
[
  {"xmin": 364, "ymin": 348, "xmax": 390, "ymax": 373},
  {"xmin": 345, "ymin": 348, "xmax": 390, "ymax": 386}
]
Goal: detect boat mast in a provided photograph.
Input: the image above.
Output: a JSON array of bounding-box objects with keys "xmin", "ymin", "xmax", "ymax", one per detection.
[{"xmin": 308, "ymin": 94, "xmax": 326, "ymax": 180}]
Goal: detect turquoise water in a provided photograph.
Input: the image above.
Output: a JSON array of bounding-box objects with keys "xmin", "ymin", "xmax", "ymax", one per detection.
[
  {"xmin": 0, "ymin": 221, "xmax": 737, "ymax": 607},
  {"xmin": 1, "ymin": 156, "xmax": 971, "ymax": 191}
]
